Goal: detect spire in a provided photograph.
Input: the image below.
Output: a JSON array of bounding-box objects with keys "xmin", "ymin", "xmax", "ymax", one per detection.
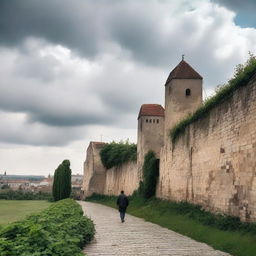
[{"xmin": 165, "ymin": 60, "xmax": 202, "ymax": 86}]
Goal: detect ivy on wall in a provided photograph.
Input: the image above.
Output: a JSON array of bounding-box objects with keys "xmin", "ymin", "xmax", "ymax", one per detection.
[
  {"xmin": 139, "ymin": 151, "xmax": 159, "ymax": 199},
  {"xmin": 170, "ymin": 53, "xmax": 256, "ymax": 142},
  {"xmin": 100, "ymin": 141, "xmax": 137, "ymax": 169}
]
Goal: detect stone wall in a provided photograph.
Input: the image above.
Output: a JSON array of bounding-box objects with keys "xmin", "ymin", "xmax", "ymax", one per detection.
[
  {"xmin": 104, "ymin": 161, "xmax": 139, "ymax": 196},
  {"xmin": 82, "ymin": 142, "xmax": 106, "ymax": 197},
  {"xmin": 158, "ymin": 74, "xmax": 256, "ymax": 221},
  {"xmin": 82, "ymin": 142, "xmax": 139, "ymax": 197}
]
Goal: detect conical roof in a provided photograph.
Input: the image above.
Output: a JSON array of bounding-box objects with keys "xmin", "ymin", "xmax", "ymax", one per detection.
[
  {"xmin": 138, "ymin": 104, "xmax": 165, "ymax": 119},
  {"xmin": 165, "ymin": 60, "xmax": 202, "ymax": 86}
]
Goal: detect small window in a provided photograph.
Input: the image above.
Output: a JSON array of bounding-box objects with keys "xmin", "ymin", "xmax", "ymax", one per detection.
[
  {"xmin": 153, "ymin": 119, "xmax": 155, "ymax": 123},
  {"xmin": 157, "ymin": 119, "xmax": 159, "ymax": 123},
  {"xmin": 146, "ymin": 119, "xmax": 148, "ymax": 123},
  {"xmin": 150, "ymin": 119, "xmax": 152, "ymax": 123},
  {"xmin": 185, "ymin": 88, "xmax": 191, "ymax": 96}
]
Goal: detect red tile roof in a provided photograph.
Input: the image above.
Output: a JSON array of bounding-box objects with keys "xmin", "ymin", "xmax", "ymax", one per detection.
[
  {"xmin": 138, "ymin": 104, "xmax": 165, "ymax": 119},
  {"xmin": 165, "ymin": 60, "xmax": 202, "ymax": 85}
]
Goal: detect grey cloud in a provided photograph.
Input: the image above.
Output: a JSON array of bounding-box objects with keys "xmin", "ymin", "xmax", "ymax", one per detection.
[
  {"xmin": 0, "ymin": 0, "xmax": 205, "ymax": 67},
  {"xmin": 0, "ymin": 0, "xmax": 100, "ymax": 56},
  {"xmin": 212, "ymin": 0, "xmax": 256, "ymax": 11},
  {"xmin": 0, "ymin": 111, "xmax": 85, "ymax": 146}
]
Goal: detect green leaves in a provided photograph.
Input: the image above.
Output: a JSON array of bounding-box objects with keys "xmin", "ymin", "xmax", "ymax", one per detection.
[
  {"xmin": 139, "ymin": 151, "xmax": 159, "ymax": 199},
  {"xmin": 52, "ymin": 160, "xmax": 72, "ymax": 201},
  {"xmin": 100, "ymin": 141, "xmax": 137, "ymax": 169},
  {"xmin": 0, "ymin": 199, "xmax": 95, "ymax": 256}
]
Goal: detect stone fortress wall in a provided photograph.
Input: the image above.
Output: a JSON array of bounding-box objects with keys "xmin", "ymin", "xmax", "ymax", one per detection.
[
  {"xmin": 82, "ymin": 142, "xmax": 139, "ymax": 197},
  {"xmin": 158, "ymin": 74, "xmax": 256, "ymax": 221},
  {"xmin": 82, "ymin": 59, "xmax": 256, "ymax": 221}
]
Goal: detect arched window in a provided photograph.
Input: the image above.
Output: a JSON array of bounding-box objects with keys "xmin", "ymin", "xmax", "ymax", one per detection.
[
  {"xmin": 146, "ymin": 119, "xmax": 148, "ymax": 123},
  {"xmin": 185, "ymin": 88, "xmax": 191, "ymax": 96}
]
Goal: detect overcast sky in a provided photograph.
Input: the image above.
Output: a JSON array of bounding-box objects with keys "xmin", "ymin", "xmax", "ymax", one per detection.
[{"xmin": 0, "ymin": 0, "xmax": 256, "ymax": 176}]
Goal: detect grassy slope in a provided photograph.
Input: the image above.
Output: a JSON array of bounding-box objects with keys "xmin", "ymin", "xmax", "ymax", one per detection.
[
  {"xmin": 0, "ymin": 200, "xmax": 51, "ymax": 226},
  {"xmin": 87, "ymin": 196, "xmax": 256, "ymax": 256}
]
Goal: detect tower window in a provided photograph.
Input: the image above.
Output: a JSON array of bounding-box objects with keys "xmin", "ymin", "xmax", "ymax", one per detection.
[
  {"xmin": 150, "ymin": 119, "xmax": 152, "ymax": 123},
  {"xmin": 157, "ymin": 119, "xmax": 159, "ymax": 123},
  {"xmin": 153, "ymin": 119, "xmax": 155, "ymax": 123},
  {"xmin": 185, "ymin": 88, "xmax": 191, "ymax": 96},
  {"xmin": 146, "ymin": 119, "xmax": 148, "ymax": 123}
]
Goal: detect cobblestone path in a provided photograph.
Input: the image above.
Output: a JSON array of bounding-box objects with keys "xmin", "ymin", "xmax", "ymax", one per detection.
[{"xmin": 80, "ymin": 201, "xmax": 231, "ymax": 256}]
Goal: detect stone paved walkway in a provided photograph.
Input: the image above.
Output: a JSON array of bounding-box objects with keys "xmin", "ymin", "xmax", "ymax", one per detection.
[{"xmin": 79, "ymin": 201, "xmax": 231, "ymax": 256}]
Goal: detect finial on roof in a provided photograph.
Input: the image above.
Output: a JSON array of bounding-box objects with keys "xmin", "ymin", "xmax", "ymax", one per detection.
[{"xmin": 182, "ymin": 54, "xmax": 185, "ymax": 61}]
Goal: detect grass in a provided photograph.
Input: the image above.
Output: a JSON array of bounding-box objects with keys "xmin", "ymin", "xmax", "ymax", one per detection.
[
  {"xmin": 0, "ymin": 200, "xmax": 51, "ymax": 226},
  {"xmin": 170, "ymin": 54, "xmax": 256, "ymax": 142},
  {"xmin": 86, "ymin": 194, "xmax": 256, "ymax": 256}
]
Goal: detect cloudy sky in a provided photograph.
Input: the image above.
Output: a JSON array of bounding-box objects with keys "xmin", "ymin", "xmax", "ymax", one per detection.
[{"xmin": 0, "ymin": 0, "xmax": 256, "ymax": 176}]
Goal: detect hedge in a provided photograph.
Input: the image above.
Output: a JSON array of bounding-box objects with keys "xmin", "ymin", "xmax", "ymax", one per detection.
[{"xmin": 0, "ymin": 199, "xmax": 95, "ymax": 256}]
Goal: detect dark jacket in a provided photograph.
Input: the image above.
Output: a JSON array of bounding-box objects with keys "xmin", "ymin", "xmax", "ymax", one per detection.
[{"xmin": 117, "ymin": 194, "xmax": 129, "ymax": 212}]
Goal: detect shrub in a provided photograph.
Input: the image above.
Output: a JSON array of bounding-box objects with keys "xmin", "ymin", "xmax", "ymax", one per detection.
[
  {"xmin": 139, "ymin": 151, "xmax": 159, "ymax": 199},
  {"xmin": 0, "ymin": 199, "xmax": 95, "ymax": 256},
  {"xmin": 170, "ymin": 53, "xmax": 256, "ymax": 142},
  {"xmin": 52, "ymin": 160, "xmax": 72, "ymax": 201},
  {"xmin": 100, "ymin": 141, "xmax": 137, "ymax": 169}
]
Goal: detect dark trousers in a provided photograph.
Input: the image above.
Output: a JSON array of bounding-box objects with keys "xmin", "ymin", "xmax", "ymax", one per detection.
[
  {"xmin": 120, "ymin": 211, "xmax": 125, "ymax": 221},
  {"xmin": 119, "ymin": 207, "xmax": 126, "ymax": 221}
]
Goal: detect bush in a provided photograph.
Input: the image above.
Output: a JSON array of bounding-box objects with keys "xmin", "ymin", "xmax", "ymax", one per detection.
[
  {"xmin": 138, "ymin": 151, "xmax": 159, "ymax": 199},
  {"xmin": 100, "ymin": 141, "xmax": 137, "ymax": 169},
  {"xmin": 170, "ymin": 53, "xmax": 256, "ymax": 142},
  {"xmin": 0, "ymin": 199, "xmax": 95, "ymax": 256}
]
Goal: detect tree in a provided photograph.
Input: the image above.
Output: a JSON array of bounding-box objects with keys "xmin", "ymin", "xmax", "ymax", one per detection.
[{"xmin": 52, "ymin": 160, "xmax": 72, "ymax": 201}]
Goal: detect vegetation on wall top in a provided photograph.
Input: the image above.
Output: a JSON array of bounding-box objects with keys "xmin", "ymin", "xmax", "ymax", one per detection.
[
  {"xmin": 170, "ymin": 53, "xmax": 256, "ymax": 142},
  {"xmin": 100, "ymin": 141, "xmax": 137, "ymax": 169}
]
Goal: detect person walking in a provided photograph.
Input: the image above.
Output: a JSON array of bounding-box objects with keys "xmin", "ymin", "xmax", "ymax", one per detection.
[{"xmin": 116, "ymin": 190, "xmax": 129, "ymax": 223}]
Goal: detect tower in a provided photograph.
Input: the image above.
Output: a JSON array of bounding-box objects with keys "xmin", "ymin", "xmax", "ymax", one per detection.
[
  {"xmin": 137, "ymin": 104, "xmax": 164, "ymax": 178},
  {"xmin": 164, "ymin": 59, "xmax": 203, "ymax": 139}
]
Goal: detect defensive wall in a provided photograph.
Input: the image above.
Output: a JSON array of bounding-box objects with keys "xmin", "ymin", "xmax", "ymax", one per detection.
[
  {"xmin": 82, "ymin": 142, "xmax": 139, "ymax": 197},
  {"xmin": 158, "ymin": 73, "xmax": 256, "ymax": 221}
]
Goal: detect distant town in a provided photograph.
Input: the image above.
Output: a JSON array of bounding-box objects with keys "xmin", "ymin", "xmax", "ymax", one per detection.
[{"xmin": 0, "ymin": 172, "xmax": 83, "ymax": 194}]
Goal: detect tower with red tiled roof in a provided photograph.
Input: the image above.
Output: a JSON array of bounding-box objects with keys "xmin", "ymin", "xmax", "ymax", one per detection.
[
  {"xmin": 137, "ymin": 104, "xmax": 165, "ymax": 178},
  {"xmin": 164, "ymin": 59, "xmax": 203, "ymax": 139}
]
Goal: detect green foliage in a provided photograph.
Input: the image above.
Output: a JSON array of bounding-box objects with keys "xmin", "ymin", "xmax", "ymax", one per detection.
[
  {"xmin": 0, "ymin": 199, "xmax": 95, "ymax": 256},
  {"xmin": 170, "ymin": 53, "xmax": 256, "ymax": 142},
  {"xmin": 52, "ymin": 160, "xmax": 72, "ymax": 201},
  {"xmin": 0, "ymin": 190, "xmax": 53, "ymax": 201},
  {"xmin": 87, "ymin": 194, "xmax": 256, "ymax": 256},
  {"xmin": 139, "ymin": 151, "xmax": 159, "ymax": 199},
  {"xmin": 100, "ymin": 141, "xmax": 137, "ymax": 169}
]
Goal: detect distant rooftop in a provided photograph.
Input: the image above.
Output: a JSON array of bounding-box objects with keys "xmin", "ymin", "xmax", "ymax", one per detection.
[
  {"xmin": 165, "ymin": 60, "xmax": 202, "ymax": 85},
  {"xmin": 138, "ymin": 104, "xmax": 165, "ymax": 119}
]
